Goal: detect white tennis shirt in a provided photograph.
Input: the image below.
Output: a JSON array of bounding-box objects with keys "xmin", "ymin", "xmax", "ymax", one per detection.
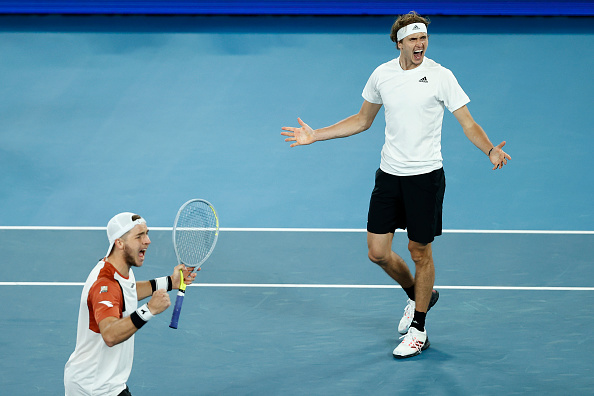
[
  {"xmin": 362, "ymin": 57, "xmax": 470, "ymax": 176},
  {"xmin": 64, "ymin": 260, "xmax": 137, "ymax": 396}
]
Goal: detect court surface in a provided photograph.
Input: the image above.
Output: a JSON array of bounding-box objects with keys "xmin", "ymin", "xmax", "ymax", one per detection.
[
  {"xmin": 1, "ymin": 229, "xmax": 593, "ymax": 395},
  {"xmin": 0, "ymin": 14, "xmax": 593, "ymax": 395}
]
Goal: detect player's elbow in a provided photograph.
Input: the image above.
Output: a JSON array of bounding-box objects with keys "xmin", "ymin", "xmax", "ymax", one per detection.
[
  {"xmin": 102, "ymin": 336, "xmax": 117, "ymax": 348},
  {"xmin": 358, "ymin": 115, "xmax": 374, "ymax": 132},
  {"xmin": 101, "ymin": 333, "xmax": 122, "ymax": 348}
]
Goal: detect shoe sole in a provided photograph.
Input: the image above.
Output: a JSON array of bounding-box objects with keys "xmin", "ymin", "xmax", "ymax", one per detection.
[{"xmin": 393, "ymin": 339, "xmax": 430, "ymax": 359}]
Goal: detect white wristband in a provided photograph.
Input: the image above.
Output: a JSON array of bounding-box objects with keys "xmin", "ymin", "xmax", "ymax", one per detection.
[
  {"xmin": 136, "ymin": 303, "xmax": 154, "ymax": 322},
  {"xmin": 155, "ymin": 276, "xmax": 169, "ymax": 291}
]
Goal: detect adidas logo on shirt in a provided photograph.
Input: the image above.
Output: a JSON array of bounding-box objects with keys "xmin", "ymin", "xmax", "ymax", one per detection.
[{"xmin": 419, "ymin": 77, "xmax": 428, "ymax": 83}]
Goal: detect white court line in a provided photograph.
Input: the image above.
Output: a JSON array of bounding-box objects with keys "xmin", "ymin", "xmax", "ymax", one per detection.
[
  {"xmin": 0, "ymin": 282, "xmax": 592, "ymax": 291},
  {"xmin": 0, "ymin": 226, "xmax": 593, "ymax": 234}
]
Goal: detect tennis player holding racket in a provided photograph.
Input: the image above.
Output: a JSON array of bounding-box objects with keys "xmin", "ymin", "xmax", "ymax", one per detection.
[
  {"xmin": 64, "ymin": 212, "xmax": 196, "ymax": 396},
  {"xmin": 282, "ymin": 12, "xmax": 510, "ymax": 359}
]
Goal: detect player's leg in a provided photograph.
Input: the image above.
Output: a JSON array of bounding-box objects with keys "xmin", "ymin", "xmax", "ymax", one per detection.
[
  {"xmin": 367, "ymin": 169, "xmax": 421, "ymax": 337},
  {"xmin": 367, "ymin": 169, "xmax": 414, "ymax": 289},
  {"xmin": 402, "ymin": 167, "xmax": 445, "ymax": 319},
  {"xmin": 367, "ymin": 231, "xmax": 414, "ymax": 288},
  {"xmin": 393, "ymin": 169, "xmax": 444, "ymax": 358},
  {"xmin": 407, "ymin": 240, "xmax": 434, "ymax": 314},
  {"xmin": 393, "ymin": 240, "xmax": 435, "ymax": 359}
]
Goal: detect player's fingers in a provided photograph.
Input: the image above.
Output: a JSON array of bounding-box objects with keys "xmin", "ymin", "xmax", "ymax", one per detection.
[
  {"xmin": 155, "ymin": 293, "xmax": 171, "ymax": 312},
  {"xmin": 173, "ymin": 264, "xmax": 184, "ymax": 272},
  {"xmin": 153, "ymin": 289, "xmax": 167, "ymax": 299},
  {"xmin": 156, "ymin": 289, "xmax": 170, "ymax": 301},
  {"xmin": 297, "ymin": 118, "xmax": 312, "ymax": 130}
]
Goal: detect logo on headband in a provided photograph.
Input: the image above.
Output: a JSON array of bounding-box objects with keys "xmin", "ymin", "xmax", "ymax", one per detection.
[{"xmin": 396, "ymin": 23, "xmax": 427, "ymax": 42}]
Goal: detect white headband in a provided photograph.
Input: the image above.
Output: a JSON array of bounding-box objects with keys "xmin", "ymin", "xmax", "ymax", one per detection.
[{"xmin": 396, "ymin": 23, "xmax": 427, "ymax": 41}]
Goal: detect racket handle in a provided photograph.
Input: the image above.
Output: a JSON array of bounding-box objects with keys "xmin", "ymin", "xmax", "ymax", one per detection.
[{"xmin": 169, "ymin": 290, "xmax": 185, "ymax": 329}]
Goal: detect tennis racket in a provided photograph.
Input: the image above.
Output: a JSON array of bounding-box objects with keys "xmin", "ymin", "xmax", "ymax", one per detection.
[{"xmin": 169, "ymin": 199, "xmax": 219, "ymax": 329}]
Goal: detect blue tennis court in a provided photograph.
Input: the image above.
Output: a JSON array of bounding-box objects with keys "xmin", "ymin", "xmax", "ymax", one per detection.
[
  {"xmin": 1, "ymin": 230, "xmax": 593, "ymax": 394},
  {"xmin": 1, "ymin": 7, "xmax": 593, "ymax": 396}
]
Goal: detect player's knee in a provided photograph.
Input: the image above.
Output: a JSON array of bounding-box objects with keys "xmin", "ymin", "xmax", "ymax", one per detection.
[
  {"xmin": 408, "ymin": 241, "xmax": 431, "ymax": 265},
  {"xmin": 368, "ymin": 246, "xmax": 389, "ymax": 267}
]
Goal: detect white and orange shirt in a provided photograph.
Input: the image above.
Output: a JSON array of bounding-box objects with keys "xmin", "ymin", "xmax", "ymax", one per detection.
[{"xmin": 64, "ymin": 260, "xmax": 137, "ymax": 396}]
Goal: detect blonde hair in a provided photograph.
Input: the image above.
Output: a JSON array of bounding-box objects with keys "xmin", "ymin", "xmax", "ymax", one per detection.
[{"xmin": 390, "ymin": 11, "xmax": 430, "ymax": 43}]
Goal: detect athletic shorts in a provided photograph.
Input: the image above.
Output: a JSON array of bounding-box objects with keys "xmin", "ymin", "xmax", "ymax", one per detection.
[{"xmin": 367, "ymin": 168, "xmax": 446, "ymax": 244}]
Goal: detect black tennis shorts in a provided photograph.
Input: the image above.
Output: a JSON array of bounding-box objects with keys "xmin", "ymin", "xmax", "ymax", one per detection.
[{"xmin": 367, "ymin": 168, "xmax": 446, "ymax": 244}]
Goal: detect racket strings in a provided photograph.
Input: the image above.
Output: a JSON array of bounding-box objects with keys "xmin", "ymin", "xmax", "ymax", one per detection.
[{"xmin": 174, "ymin": 202, "xmax": 218, "ymax": 266}]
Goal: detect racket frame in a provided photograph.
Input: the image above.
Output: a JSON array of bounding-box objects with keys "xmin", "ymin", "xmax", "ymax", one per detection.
[
  {"xmin": 172, "ymin": 198, "xmax": 219, "ymax": 272},
  {"xmin": 169, "ymin": 198, "xmax": 219, "ymax": 329}
]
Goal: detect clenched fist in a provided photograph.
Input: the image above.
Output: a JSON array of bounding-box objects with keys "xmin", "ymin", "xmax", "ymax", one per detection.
[{"xmin": 147, "ymin": 289, "xmax": 171, "ymax": 315}]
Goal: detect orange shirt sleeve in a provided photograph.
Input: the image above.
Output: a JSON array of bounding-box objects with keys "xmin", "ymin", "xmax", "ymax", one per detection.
[{"xmin": 87, "ymin": 278, "xmax": 123, "ymax": 333}]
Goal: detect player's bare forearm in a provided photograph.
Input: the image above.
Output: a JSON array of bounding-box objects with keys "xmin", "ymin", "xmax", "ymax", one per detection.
[
  {"xmin": 281, "ymin": 114, "xmax": 367, "ymax": 147},
  {"xmin": 136, "ymin": 281, "xmax": 153, "ymax": 300},
  {"xmin": 462, "ymin": 123, "xmax": 511, "ymax": 169},
  {"xmin": 101, "ymin": 288, "xmax": 172, "ymax": 346},
  {"xmin": 453, "ymin": 105, "xmax": 511, "ymax": 170},
  {"xmin": 281, "ymin": 101, "xmax": 381, "ymax": 147},
  {"xmin": 316, "ymin": 113, "xmax": 374, "ymax": 140},
  {"xmin": 99, "ymin": 316, "xmax": 138, "ymax": 347},
  {"xmin": 462, "ymin": 122, "xmax": 493, "ymax": 155}
]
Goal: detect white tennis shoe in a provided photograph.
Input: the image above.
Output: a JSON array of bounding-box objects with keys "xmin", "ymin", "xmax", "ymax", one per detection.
[
  {"xmin": 393, "ymin": 327, "xmax": 430, "ymax": 359},
  {"xmin": 397, "ymin": 290, "xmax": 440, "ymax": 335},
  {"xmin": 398, "ymin": 298, "xmax": 416, "ymax": 335}
]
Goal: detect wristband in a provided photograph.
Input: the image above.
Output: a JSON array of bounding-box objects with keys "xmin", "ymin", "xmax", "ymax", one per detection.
[
  {"xmin": 130, "ymin": 304, "xmax": 153, "ymax": 329},
  {"xmin": 150, "ymin": 276, "xmax": 173, "ymax": 292},
  {"xmin": 488, "ymin": 147, "xmax": 494, "ymax": 156}
]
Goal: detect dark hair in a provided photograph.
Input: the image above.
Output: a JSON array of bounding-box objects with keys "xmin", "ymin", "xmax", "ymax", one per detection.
[
  {"xmin": 390, "ymin": 11, "xmax": 430, "ymax": 43},
  {"xmin": 131, "ymin": 214, "xmax": 142, "ymax": 221}
]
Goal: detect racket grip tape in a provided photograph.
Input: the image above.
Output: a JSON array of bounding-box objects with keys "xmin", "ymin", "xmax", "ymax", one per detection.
[{"xmin": 169, "ymin": 290, "xmax": 185, "ymax": 329}]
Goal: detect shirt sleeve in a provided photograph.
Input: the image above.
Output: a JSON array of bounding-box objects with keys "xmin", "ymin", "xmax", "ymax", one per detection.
[
  {"xmin": 362, "ymin": 68, "xmax": 383, "ymax": 105},
  {"xmin": 439, "ymin": 68, "xmax": 470, "ymax": 113},
  {"xmin": 87, "ymin": 278, "xmax": 123, "ymax": 332}
]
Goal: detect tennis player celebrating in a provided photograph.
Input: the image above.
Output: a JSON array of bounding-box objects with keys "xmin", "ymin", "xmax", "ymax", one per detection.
[
  {"xmin": 282, "ymin": 12, "xmax": 510, "ymax": 359},
  {"xmin": 64, "ymin": 212, "xmax": 197, "ymax": 395}
]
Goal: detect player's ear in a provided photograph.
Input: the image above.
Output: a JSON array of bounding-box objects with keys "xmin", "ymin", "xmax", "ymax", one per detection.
[{"xmin": 115, "ymin": 238, "xmax": 125, "ymax": 250}]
